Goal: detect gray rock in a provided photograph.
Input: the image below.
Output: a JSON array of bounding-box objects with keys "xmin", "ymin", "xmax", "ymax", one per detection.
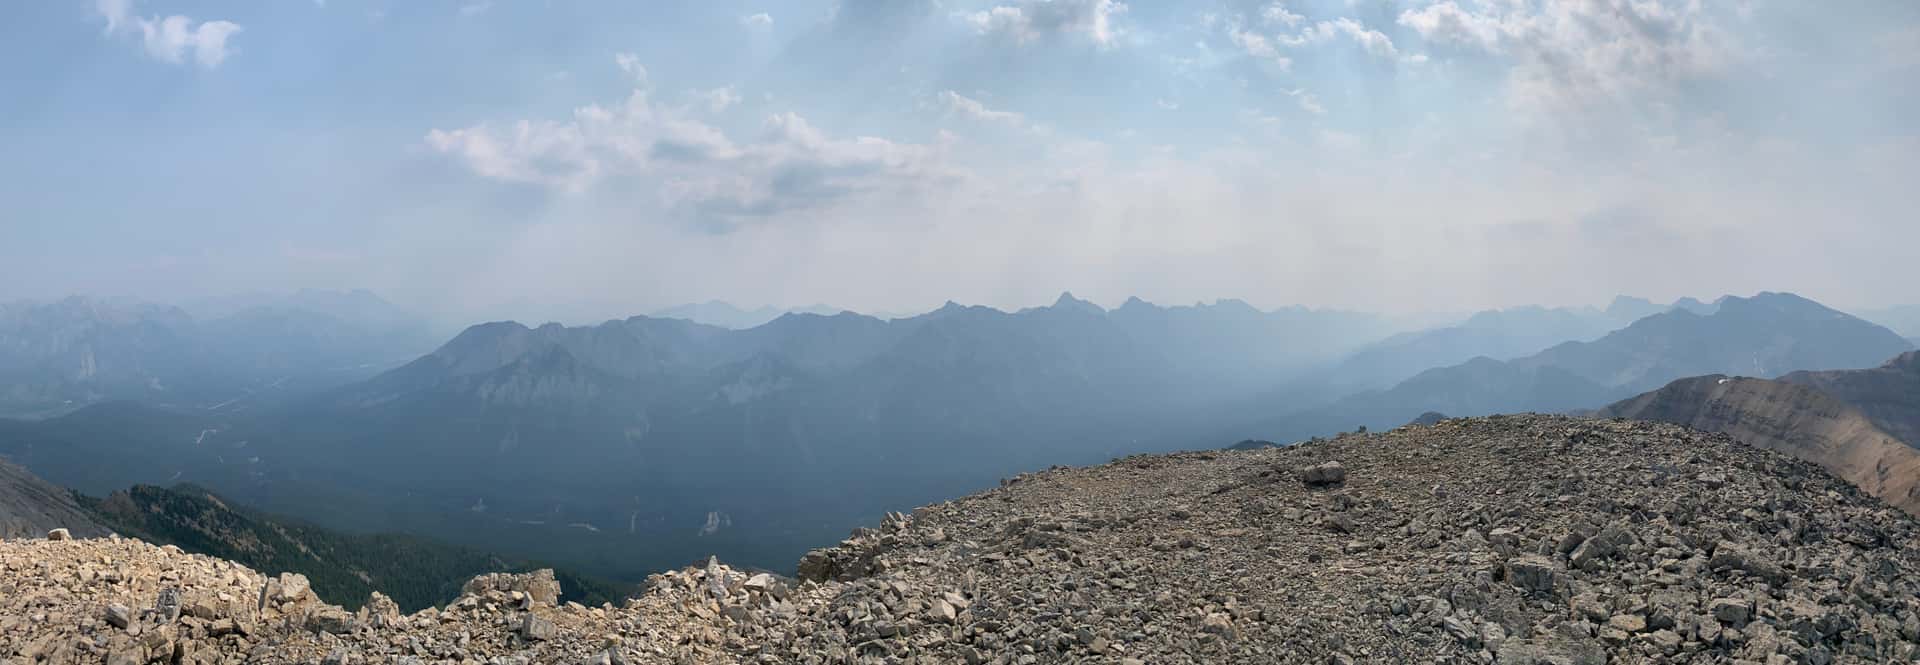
[
  {"xmin": 104, "ymin": 603, "xmax": 133, "ymax": 629},
  {"xmin": 306, "ymin": 607, "xmax": 355, "ymax": 634},
  {"xmin": 1607, "ymin": 614, "xmax": 1647, "ymax": 633},
  {"xmin": 1709, "ymin": 597, "xmax": 1751, "ymax": 628},
  {"xmin": 462, "ymin": 569, "xmax": 561, "ymax": 606},
  {"xmin": 520, "ymin": 615, "xmax": 557, "ymax": 642},
  {"xmin": 154, "ymin": 587, "xmax": 182, "ymax": 622},
  {"xmin": 1505, "ymin": 555, "xmax": 1559, "ymax": 596},
  {"xmin": 273, "ymin": 572, "xmax": 311, "ymax": 603},
  {"xmin": 1297, "ymin": 462, "xmax": 1347, "ymax": 487}
]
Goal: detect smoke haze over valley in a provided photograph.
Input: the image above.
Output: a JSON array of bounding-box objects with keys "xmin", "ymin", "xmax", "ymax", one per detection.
[{"xmin": 4, "ymin": 3, "xmax": 1920, "ymax": 663}]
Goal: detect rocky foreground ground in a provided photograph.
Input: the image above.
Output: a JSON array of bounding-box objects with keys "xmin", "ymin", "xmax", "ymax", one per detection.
[{"xmin": 4, "ymin": 414, "xmax": 1920, "ymax": 664}]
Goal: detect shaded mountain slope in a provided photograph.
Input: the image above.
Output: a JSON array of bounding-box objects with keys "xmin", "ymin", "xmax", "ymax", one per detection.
[
  {"xmin": 78, "ymin": 483, "xmax": 627, "ymax": 612},
  {"xmin": 0, "ymin": 456, "xmax": 108, "ymax": 539}
]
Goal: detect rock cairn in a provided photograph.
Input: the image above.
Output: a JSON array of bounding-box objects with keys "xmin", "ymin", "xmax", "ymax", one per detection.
[{"xmin": 4, "ymin": 414, "xmax": 1918, "ymax": 663}]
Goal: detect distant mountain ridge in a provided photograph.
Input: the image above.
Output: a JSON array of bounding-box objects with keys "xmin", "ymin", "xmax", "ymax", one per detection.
[
  {"xmin": 0, "ymin": 292, "xmax": 437, "ymax": 417},
  {"xmin": 7, "ymin": 289, "xmax": 1901, "ymax": 588},
  {"xmin": 1312, "ymin": 295, "xmax": 1689, "ymax": 393},
  {"xmin": 1237, "ymin": 292, "xmax": 1914, "ymax": 443},
  {"xmin": 0, "ymin": 292, "xmax": 1428, "ymax": 580},
  {"xmin": 650, "ymin": 301, "xmax": 848, "ymax": 330}
]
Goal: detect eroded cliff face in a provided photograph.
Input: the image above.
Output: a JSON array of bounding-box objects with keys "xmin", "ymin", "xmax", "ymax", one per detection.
[{"xmin": 1600, "ymin": 374, "xmax": 1920, "ymax": 514}]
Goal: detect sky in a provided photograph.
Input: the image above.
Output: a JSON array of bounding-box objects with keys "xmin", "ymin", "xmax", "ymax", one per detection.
[{"xmin": 3, "ymin": 0, "xmax": 1918, "ymax": 323}]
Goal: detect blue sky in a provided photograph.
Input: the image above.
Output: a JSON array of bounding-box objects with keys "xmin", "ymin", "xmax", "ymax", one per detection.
[{"xmin": 3, "ymin": 1, "xmax": 1918, "ymax": 322}]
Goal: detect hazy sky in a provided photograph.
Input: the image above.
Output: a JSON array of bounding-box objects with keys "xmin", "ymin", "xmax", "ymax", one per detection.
[{"xmin": 4, "ymin": 0, "xmax": 1918, "ymax": 321}]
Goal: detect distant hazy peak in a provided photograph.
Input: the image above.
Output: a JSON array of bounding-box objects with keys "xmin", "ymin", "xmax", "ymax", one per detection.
[
  {"xmin": 1603, "ymin": 295, "xmax": 1662, "ymax": 321},
  {"xmin": 1670, "ymin": 296, "xmax": 1717, "ymax": 315},
  {"xmin": 1209, "ymin": 298, "xmax": 1262, "ymax": 314},
  {"xmin": 1049, "ymin": 292, "xmax": 1105, "ymax": 315}
]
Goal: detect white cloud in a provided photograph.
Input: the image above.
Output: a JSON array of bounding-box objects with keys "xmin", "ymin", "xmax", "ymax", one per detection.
[
  {"xmin": 1280, "ymin": 17, "xmax": 1398, "ymax": 59},
  {"xmin": 696, "ymin": 86, "xmax": 742, "ymax": 113},
  {"xmin": 93, "ymin": 0, "xmax": 242, "ymax": 68},
  {"xmin": 1156, "ymin": 98, "xmax": 1179, "ymax": 110},
  {"xmin": 459, "ymin": 2, "xmax": 491, "ymax": 17},
  {"xmin": 425, "ymin": 119, "xmax": 600, "ymax": 193},
  {"xmin": 938, "ymin": 91, "xmax": 1023, "ymax": 125},
  {"xmin": 614, "ymin": 53, "xmax": 649, "ymax": 86},
  {"xmin": 1327, "ymin": 18, "xmax": 1397, "ymax": 59},
  {"xmin": 966, "ymin": 0, "xmax": 1129, "ymax": 48},
  {"xmin": 1396, "ymin": 0, "xmax": 1734, "ymax": 113},
  {"xmin": 1396, "ymin": 1, "xmax": 1500, "ymax": 50},
  {"xmin": 427, "ymin": 89, "xmax": 958, "ymax": 229},
  {"xmin": 1228, "ymin": 26, "xmax": 1292, "ymax": 69},
  {"xmin": 96, "ymin": 0, "xmax": 134, "ymax": 33},
  {"xmin": 741, "ymin": 13, "xmax": 773, "ymax": 30},
  {"xmin": 1261, "ymin": 2, "xmax": 1304, "ymax": 28}
]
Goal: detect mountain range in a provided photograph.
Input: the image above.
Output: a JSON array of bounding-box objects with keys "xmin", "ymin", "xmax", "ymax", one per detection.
[
  {"xmin": 0, "ymin": 288, "xmax": 1909, "ymax": 589},
  {"xmin": 0, "ymin": 291, "xmax": 438, "ymax": 418},
  {"xmin": 650, "ymin": 301, "xmax": 849, "ymax": 330},
  {"xmin": 1234, "ymin": 292, "xmax": 1914, "ymax": 443},
  {"xmin": 1299, "ymin": 295, "xmax": 1681, "ymax": 395},
  {"xmin": 0, "ymin": 292, "xmax": 1430, "ymax": 579}
]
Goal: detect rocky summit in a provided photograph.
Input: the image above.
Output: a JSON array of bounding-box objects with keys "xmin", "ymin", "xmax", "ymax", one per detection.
[{"xmin": 4, "ymin": 415, "xmax": 1920, "ymax": 664}]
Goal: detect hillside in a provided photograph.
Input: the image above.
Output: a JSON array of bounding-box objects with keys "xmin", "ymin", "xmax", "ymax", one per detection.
[
  {"xmin": 0, "ymin": 457, "xmax": 107, "ymax": 539},
  {"xmin": 1598, "ymin": 374, "xmax": 1920, "ymax": 514},
  {"xmin": 1778, "ymin": 351, "xmax": 1920, "ymax": 445},
  {"xmin": 4, "ymin": 415, "xmax": 1917, "ymax": 663},
  {"xmin": 77, "ymin": 484, "xmax": 629, "ymax": 612}
]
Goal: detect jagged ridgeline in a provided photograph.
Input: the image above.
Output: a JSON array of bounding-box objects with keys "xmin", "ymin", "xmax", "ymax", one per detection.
[{"xmin": 74, "ymin": 483, "xmax": 630, "ymax": 612}]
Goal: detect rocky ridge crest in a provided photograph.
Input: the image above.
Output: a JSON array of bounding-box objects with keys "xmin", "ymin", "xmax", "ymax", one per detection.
[{"xmin": 3, "ymin": 415, "xmax": 1918, "ymax": 664}]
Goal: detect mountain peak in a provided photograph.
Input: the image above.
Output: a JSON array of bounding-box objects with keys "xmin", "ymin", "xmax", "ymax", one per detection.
[
  {"xmin": 1210, "ymin": 298, "xmax": 1260, "ymax": 314},
  {"xmin": 1050, "ymin": 292, "xmax": 1104, "ymax": 314}
]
